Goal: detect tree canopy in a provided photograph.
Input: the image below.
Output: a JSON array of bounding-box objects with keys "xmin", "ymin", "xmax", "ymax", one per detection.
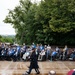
[{"xmin": 4, "ymin": 0, "xmax": 75, "ymax": 45}]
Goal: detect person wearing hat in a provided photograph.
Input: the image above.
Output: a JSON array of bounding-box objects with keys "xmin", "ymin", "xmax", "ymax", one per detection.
[
  {"xmin": 67, "ymin": 69, "xmax": 75, "ymax": 75},
  {"xmin": 48, "ymin": 70, "xmax": 56, "ymax": 75},
  {"xmin": 24, "ymin": 48, "xmax": 40, "ymax": 75}
]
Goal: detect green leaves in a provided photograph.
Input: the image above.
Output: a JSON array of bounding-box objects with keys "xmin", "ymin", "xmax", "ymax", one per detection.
[{"xmin": 3, "ymin": 0, "xmax": 75, "ymax": 45}]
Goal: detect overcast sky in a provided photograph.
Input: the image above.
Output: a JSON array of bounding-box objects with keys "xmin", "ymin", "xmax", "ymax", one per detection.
[{"xmin": 0, "ymin": 0, "xmax": 41, "ymax": 35}]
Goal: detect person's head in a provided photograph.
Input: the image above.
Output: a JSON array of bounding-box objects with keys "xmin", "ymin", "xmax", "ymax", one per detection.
[
  {"xmin": 67, "ymin": 69, "xmax": 75, "ymax": 75},
  {"xmin": 23, "ymin": 43, "xmax": 25, "ymax": 45},
  {"xmin": 65, "ymin": 45, "xmax": 67, "ymax": 48},
  {"xmin": 32, "ymin": 48, "xmax": 36, "ymax": 52},
  {"xmin": 48, "ymin": 70, "xmax": 56, "ymax": 75},
  {"xmin": 32, "ymin": 42, "xmax": 34, "ymax": 45}
]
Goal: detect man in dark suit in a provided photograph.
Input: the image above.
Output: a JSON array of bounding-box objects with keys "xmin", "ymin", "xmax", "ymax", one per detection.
[{"xmin": 24, "ymin": 48, "xmax": 40, "ymax": 75}]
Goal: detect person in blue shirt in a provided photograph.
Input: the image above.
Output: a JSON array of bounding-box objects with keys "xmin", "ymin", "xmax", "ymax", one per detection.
[
  {"xmin": 51, "ymin": 50, "xmax": 57, "ymax": 60},
  {"xmin": 16, "ymin": 46, "xmax": 21, "ymax": 61},
  {"xmin": 39, "ymin": 44, "xmax": 44, "ymax": 51},
  {"xmin": 32, "ymin": 43, "xmax": 36, "ymax": 48}
]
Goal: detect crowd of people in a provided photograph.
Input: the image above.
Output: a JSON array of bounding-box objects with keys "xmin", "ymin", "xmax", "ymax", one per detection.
[{"xmin": 0, "ymin": 42, "xmax": 75, "ymax": 61}]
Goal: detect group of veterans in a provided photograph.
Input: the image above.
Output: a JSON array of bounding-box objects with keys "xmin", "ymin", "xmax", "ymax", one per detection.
[{"xmin": 0, "ymin": 42, "xmax": 75, "ymax": 61}]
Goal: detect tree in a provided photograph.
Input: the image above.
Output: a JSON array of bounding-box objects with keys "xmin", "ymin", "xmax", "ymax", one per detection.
[
  {"xmin": 4, "ymin": 0, "xmax": 75, "ymax": 45},
  {"xmin": 4, "ymin": 0, "xmax": 45, "ymax": 45},
  {"xmin": 35, "ymin": 0, "xmax": 75, "ymax": 45},
  {"xmin": 4, "ymin": 0, "xmax": 32, "ymax": 44}
]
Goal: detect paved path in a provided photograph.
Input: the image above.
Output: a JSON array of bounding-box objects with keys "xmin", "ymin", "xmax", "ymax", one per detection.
[{"xmin": 0, "ymin": 61, "xmax": 75, "ymax": 75}]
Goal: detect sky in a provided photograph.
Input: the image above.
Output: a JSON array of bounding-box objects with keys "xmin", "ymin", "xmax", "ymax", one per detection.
[{"xmin": 0, "ymin": 0, "xmax": 41, "ymax": 35}]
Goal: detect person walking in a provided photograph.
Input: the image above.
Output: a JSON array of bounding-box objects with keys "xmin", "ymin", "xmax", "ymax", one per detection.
[{"xmin": 24, "ymin": 48, "xmax": 40, "ymax": 75}]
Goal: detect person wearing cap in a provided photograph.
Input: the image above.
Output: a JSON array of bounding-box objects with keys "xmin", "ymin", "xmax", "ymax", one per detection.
[
  {"xmin": 48, "ymin": 70, "xmax": 56, "ymax": 75},
  {"xmin": 67, "ymin": 69, "xmax": 75, "ymax": 75},
  {"xmin": 24, "ymin": 48, "xmax": 40, "ymax": 75}
]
